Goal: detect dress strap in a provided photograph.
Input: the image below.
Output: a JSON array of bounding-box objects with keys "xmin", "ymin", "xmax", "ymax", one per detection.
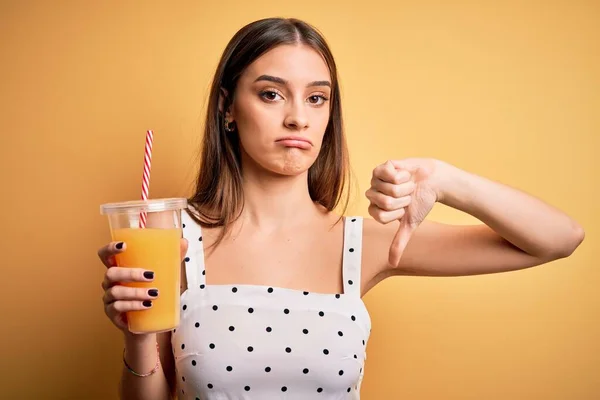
[
  {"xmin": 181, "ymin": 210, "xmax": 206, "ymax": 289},
  {"xmin": 342, "ymin": 216, "xmax": 363, "ymax": 297}
]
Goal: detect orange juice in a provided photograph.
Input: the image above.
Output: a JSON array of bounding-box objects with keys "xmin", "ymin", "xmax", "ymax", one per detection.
[{"xmin": 113, "ymin": 227, "xmax": 181, "ymax": 333}]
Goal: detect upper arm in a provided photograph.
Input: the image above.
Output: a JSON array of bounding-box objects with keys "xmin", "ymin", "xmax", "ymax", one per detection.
[
  {"xmin": 159, "ymin": 261, "xmax": 187, "ymax": 397},
  {"xmin": 180, "ymin": 259, "xmax": 187, "ymax": 294},
  {"xmin": 156, "ymin": 222, "xmax": 188, "ymax": 397},
  {"xmin": 361, "ymin": 218, "xmax": 552, "ymax": 294},
  {"xmin": 157, "ymin": 332, "xmax": 176, "ymax": 398}
]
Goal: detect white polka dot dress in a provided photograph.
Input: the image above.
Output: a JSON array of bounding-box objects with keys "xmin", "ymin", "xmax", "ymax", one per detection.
[{"xmin": 172, "ymin": 213, "xmax": 371, "ymax": 399}]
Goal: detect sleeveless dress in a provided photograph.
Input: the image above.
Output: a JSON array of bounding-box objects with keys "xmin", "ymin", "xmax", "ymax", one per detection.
[{"xmin": 171, "ymin": 213, "xmax": 371, "ymax": 399}]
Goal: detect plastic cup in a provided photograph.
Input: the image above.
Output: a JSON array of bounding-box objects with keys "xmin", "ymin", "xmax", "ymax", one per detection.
[{"xmin": 100, "ymin": 198, "xmax": 187, "ymax": 334}]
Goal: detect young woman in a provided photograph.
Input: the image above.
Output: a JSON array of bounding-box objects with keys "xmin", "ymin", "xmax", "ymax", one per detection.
[{"xmin": 97, "ymin": 17, "xmax": 584, "ymax": 400}]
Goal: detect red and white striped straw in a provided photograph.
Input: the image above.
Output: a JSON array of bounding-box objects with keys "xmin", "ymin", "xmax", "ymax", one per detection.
[{"xmin": 139, "ymin": 130, "xmax": 154, "ymax": 228}]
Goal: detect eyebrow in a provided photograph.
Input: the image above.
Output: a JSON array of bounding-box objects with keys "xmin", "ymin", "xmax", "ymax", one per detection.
[{"xmin": 254, "ymin": 74, "xmax": 331, "ymax": 88}]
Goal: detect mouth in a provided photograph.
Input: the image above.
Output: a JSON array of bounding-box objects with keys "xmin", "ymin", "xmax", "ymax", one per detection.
[{"xmin": 275, "ymin": 136, "xmax": 313, "ymax": 150}]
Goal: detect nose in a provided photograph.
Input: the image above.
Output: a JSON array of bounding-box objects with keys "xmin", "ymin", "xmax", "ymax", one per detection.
[{"xmin": 283, "ymin": 100, "xmax": 309, "ymax": 130}]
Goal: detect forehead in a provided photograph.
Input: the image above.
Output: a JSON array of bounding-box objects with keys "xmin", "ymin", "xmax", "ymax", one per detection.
[{"xmin": 241, "ymin": 44, "xmax": 331, "ymax": 84}]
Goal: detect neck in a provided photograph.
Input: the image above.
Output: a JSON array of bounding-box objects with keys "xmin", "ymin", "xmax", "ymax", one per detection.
[{"xmin": 238, "ymin": 161, "xmax": 322, "ymax": 233}]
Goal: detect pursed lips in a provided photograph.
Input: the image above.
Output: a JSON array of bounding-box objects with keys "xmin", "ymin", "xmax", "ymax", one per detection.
[{"xmin": 275, "ymin": 136, "xmax": 313, "ymax": 149}]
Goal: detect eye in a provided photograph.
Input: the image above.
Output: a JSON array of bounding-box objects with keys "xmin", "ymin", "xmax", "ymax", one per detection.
[
  {"xmin": 259, "ymin": 90, "xmax": 283, "ymax": 102},
  {"xmin": 307, "ymin": 94, "xmax": 329, "ymax": 106}
]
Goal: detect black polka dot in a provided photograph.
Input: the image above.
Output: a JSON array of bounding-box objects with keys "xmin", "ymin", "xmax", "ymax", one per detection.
[
  {"xmin": 195, "ymin": 322, "xmax": 200, "ymax": 328},
  {"xmin": 199, "ymin": 284, "xmax": 205, "ymax": 289},
  {"xmin": 184, "ymin": 257, "xmax": 190, "ymax": 262},
  {"xmin": 265, "ymin": 366, "xmax": 271, "ymax": 372},
  {"xmin": 323, "ymin": 349, "xmax": 329, "ymax": 355},
  {"xmin": 347, "ymin": 388, "xmax": 351, "ymax": 392},
  {"xmin": 212, "ymin": 305, "xmax": 218, "ymax": 311},
  {"xmin": 303, "ymin": 291, "xmax": 309, "ymax": 295},
  {"xmin": 317, "ymin": 388, "xmax": 323, "ymax": 393},
  {"xmin": 363, "ymin": 340, "xmax": 365, "ymax": 345},
  {"xmin": 303, "ymin": 329, "xmax": 309, "ymax": 334},
  {"xmin": 285, "ymin": 347, "xmax": 292, "ymax": 353},
  {"xmin": 232, "ymin": 287, "xmax": 237, "ymax": 293},
  {"xmin": 339, "ymin": 370, "xmax": 344, "ymax": 376},
  {"xmin": 352, "ymin": 218, "xmax": 356, "ymax": 222},
  {"xmin": 226, "ymin": 366, "xmax": 233, "ymax": 372},
  {"xmin": 181, "ymin": 344, "xmax": 185, "ymax": 350},
  {"xmin": 209, "ymin": 343, "xmax": 215, "ymax": 349},
  {"xmin": 207, "ymin": 384, "xmax": 213, "ymax": 389},
  {"xmin": 183, "ymin": 223, "xmax": 186, "ymax": 228},
  {"xmin": 247, "ymin": 346, "xmax": 254, "ymax": 352},
  {"xmin": 173, "ymin": 328, "xmax": 176, "ymax": 333},
  {"xmin": 303, "ymin": 368, "xmax": 309, "ymax": 374},
  {"xmin": 351, "ymin": 315, "xmax": 356, "ymax": 321},
  {"xmin": 244, "ymin": 386, "xmax": 250, "ymax": 391},
  {"xmin": 266, "ymin": 326, "xmax": 272, "ymax": 332},
  {"xmin": 349, "ymin": 248, "xmax": 355, "ymax": 253},
  {"xmin": 248, "ymin": 307, "xmax": 254, "ymax": 313},
  {"xmin": 338, "ymin": 331, "xmax": 344, "ymax": 336},
  {"xmin": 281, "ymin": 386, "xmax": 287, "ymax": 392},
  {"xmin": 199, "ymin": 236, "xmax": 203, "ymax": 242},
  {"xmin": 335, "ymin": 294, "xmax": 341, "ymax": 299},
  {"xmin": 319, "ymin": 311, "xmax": 325, "ymax": 317},
  {"xmin": 182, "ymin": 376, "xmax": 185, "ymax": 382},
  {"xmin": 183, "ymin": 305, "xmax": 187, "ymax": 310},
  {"xmin": 202, "ymin": 270, "xmax": 206, "ymax": 275},
  {"xmin": 354, "ymin": 354, "xmax": 357, "ymax": 359},
  {"xmin": 284, "ymin": 308, "xmax": 290, "ymax": 314},
  {"xmin": 229, "ymin": 326, "xmax": 235, "ymax": 331},
  {"xmin": 360, "ymin": 368, "xmax": 363, "ymax": 373},
  {"xmin": 267, "ymin": 287, "xmax": 273, "ymax": 293},
  {"xmin": 192, "ymin": 360, "xmax": 196, "ymax": 366},
  {"xmin": 348, "ymin": 280, "xmax": 353, "ymax": 285}
]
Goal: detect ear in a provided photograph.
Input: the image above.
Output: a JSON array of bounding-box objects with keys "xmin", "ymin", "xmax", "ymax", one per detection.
[{"xmin": 218, "ymin": 88, "xmax": 234, "ymax": 120}]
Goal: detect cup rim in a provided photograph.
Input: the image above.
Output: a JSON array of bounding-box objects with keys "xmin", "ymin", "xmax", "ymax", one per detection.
[{"xmin": 100, "ymin": 198, "xmax": 188, "ymax": 215}]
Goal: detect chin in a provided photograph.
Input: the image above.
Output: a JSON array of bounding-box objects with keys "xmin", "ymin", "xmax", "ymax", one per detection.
[
  {"xmin": 268, "ymin": 157, "xmax": 315, "ymax": 177},
  {"xmin": 246, "ymin": 147, "xmax": 319, "ymax": 177},
  {"xmin": 279, "ymin": 165, "xmax": 310, "ymax": 176}
]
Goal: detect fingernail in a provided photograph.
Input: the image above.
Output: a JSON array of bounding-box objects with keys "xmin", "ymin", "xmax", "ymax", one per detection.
[
  {"xmin": 148, "ymin": 289, "xmax": 158, "ymax": 297},
  {"xmin": 144, "ymin": 271, "xmax": 154, "ymax": 279},
  {"xmin": 143, "ymin": 300, "xmax": 152, "ymax": 307},
  {"xmin": 115, "ymin": 242, "xmax": 124, "ymax": 250}
]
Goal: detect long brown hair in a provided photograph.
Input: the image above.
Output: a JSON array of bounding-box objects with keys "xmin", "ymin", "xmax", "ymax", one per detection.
[{"xmin": 187, "ymin": 17, "xmax": 350, "ymax": 248}]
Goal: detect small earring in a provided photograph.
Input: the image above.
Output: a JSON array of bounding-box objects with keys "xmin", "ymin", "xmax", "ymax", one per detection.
[{"xmin": 224, "ymin": 119, "xmax": 235, "ymax": 132}]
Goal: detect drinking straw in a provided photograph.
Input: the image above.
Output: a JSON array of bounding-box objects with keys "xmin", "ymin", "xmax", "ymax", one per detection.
[{"xmin": 139, "ymin": 130, "xmax": 154, "ymax": 228}]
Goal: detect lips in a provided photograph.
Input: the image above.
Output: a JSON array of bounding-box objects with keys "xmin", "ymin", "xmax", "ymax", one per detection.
[{"xmin": 275, "ymin": 136, "xmax": 312, "ymax": 150}]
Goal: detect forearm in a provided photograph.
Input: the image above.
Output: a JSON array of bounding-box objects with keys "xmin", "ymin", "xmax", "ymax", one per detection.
[
  {"xmin": 120, "ymin": 334, "xmax": 171, "ymax": 400},
  {"xmin": 438, "ymin": 162, "xmax": 585, "ymax": 259}
]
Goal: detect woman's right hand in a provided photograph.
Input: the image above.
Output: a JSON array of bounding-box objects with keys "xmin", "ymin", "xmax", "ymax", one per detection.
[{"xmin": 97, "ymin": 239, "xmax": 188, "ymax": 334}]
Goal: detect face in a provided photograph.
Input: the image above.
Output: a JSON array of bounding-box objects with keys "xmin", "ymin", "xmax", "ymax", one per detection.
[{"xmin": 225, "ymin": 44, "xmax": 332, "ymax": 176}]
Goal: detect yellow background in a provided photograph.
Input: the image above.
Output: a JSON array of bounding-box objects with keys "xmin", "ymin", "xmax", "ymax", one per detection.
[{"xmin": 1, "ymin": 1, "xmax": 597, "ymax": 399}]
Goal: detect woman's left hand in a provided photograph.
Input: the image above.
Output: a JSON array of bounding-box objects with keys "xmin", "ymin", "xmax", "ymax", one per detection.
[{"xmin": 365, "ymin": 158, "xmax": 446, "ymax": 267}]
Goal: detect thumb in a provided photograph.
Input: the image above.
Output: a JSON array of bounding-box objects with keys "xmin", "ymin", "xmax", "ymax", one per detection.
[
  {"xmin": 390, "ymin": 159, "xmax": 419, "ymax": 174},
  {"xmin": 388, "ymin": 219, "xmax": 416, "ymax": 267}
]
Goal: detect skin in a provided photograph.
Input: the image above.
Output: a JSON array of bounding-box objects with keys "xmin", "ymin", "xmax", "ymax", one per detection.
[{"xmin": 97, "ymin": 43, "xmax": 585, "ymax": 400}]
